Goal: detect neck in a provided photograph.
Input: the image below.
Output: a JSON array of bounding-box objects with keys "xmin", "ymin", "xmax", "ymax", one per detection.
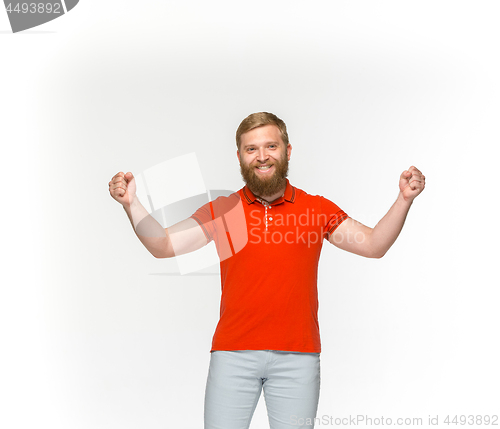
[{"xmin": 255, "ymin": 184, "xmax": 286, "ymax": 203}]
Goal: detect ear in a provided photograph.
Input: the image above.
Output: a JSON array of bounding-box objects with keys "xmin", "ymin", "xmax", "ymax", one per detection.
[
  {"xmin": 237, "ymin": 150, "xmax": 241, "ymax": 163},
  {"xmin": 287, "ymin": 143, "xmax": 292, "ymax": 160}
]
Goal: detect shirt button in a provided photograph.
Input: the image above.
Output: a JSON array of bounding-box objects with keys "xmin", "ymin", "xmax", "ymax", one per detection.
[{"xmin": 269, "ymin": 217, "xmax": 273, "ymax": 221}]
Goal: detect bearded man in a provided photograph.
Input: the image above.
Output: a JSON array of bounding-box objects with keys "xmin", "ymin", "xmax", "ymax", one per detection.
[{"xmin": 108, "ymin": 112, "xmax": 426, "ymax": 429}]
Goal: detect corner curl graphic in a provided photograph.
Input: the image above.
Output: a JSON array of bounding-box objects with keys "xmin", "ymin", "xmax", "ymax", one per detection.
[{"xmin": 4, "ymin": 0, "xmax": 79, "ymax": 33}]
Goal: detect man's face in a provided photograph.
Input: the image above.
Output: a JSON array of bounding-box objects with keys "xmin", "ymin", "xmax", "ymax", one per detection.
[{"xmin": 237, "ymin": 124, "xmax": 292, "ymax": 198}]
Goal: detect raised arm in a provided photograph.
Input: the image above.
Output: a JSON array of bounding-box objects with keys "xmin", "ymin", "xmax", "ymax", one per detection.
[
  {"xmin": 329, "ymin": 166, "xmax": 426, "ymax": 258},
  {"xmin": 109, "ymin": 171, "xmax": 207, "ymax": 259}
]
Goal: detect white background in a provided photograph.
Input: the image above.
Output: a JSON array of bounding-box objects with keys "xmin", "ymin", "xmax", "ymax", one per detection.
[{"xmin": 1, "ymin": 1, "xmax": 499, "ymax": 428}]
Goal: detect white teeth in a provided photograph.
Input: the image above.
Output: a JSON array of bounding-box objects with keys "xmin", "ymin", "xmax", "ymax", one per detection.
[{"xmin": 257, "ymin": 165, "xmax": 271, "ymax": 169}]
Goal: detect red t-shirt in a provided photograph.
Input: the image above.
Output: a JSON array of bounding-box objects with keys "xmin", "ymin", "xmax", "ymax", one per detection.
[{"xmin": 190, "ymin": 179, "xmax": 349, "ymax": 353}]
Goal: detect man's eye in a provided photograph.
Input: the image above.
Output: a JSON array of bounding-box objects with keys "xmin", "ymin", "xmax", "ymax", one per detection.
[{"xmin": 247, "ymin": 148, "xmax": 255, "ymax": 152}]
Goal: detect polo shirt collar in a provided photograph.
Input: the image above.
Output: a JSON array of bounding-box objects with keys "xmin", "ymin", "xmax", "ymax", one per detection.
[{"xmin": 242, "ymin": 178, "xmax": 296, "ymax": 204}]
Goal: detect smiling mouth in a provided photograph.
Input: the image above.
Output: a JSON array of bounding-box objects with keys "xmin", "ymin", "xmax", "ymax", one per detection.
[{"xmin": 255, "ymin": 165, "xmax": 274, "ymax": 174}]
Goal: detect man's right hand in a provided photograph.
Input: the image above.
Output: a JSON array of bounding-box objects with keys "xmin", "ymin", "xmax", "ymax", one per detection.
[{"xmin": 109, "ymin": 172, "xmax": 137, "ymax": 207}]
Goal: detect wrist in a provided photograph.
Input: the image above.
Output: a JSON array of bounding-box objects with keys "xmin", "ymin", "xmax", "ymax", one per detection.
[
  {"xmin": 397, "ymin": 191, "xmax": 413, "ymax": 208},
  {"xmin": 122, "ymin": 195, "xmax": 139, "ymax": 211}
]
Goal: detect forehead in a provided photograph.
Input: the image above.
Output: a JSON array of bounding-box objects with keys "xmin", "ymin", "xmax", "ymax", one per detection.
[{"xmin": 240, "ymin": 124, "xmax": 284, "ymax": 147}]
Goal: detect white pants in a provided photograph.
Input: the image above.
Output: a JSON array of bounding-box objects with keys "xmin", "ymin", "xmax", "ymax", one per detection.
[{"xmin": 204, "ymin": 350, "xmax": 321, "ymax": 429}]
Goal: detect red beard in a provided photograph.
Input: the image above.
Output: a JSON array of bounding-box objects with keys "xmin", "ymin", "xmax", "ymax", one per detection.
[{"xmin": 240, "ymin": 151, "xmax": 289, "ymax": 198}]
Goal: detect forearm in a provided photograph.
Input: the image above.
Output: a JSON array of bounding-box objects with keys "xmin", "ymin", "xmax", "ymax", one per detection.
[
  {"xmin": 123, "ymin": 197, "xmax": 170, "ymax": 258},
  {"xmin": 369, "ymin": 192, "xmax": 412, "ymax": 257}
]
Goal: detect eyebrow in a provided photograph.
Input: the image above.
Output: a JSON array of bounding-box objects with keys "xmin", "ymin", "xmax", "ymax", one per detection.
[{"xmin": 242, "ymin": 141, "xmax": 281, "ymax": 149}]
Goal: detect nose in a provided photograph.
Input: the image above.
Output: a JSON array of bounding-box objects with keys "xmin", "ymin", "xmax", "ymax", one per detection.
[{"xmin": 257, "ymin": 147, "xmax": 269, "ymax": 163}]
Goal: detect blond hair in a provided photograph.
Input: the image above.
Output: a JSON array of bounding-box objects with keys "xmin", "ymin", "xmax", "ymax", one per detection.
[{"xmin": 236, "ymin": 112, "xmax": 289, "ymax": 151}]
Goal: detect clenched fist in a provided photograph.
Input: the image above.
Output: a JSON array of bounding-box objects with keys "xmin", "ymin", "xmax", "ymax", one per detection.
[
  {"xmin": 399, "ymin": 166, "xmax": 425, "ymax": 203},
  {"xmin": 109, "ymin": 172, "xmax": 137, "ymax": 207}
]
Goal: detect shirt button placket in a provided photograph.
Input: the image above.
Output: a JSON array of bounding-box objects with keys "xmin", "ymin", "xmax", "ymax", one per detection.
[
  {"xmin": 257, "ymin": 197, "xmax": 279, "ymax": 232},
  {"xmin": 264, "ymin": 203, "xmax": 268, "ymax": 230}
]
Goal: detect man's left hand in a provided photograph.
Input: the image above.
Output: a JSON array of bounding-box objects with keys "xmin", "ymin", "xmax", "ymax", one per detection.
[{"xmin": 399, "ymin": 166, "xmax": 425, "ymax": 203}]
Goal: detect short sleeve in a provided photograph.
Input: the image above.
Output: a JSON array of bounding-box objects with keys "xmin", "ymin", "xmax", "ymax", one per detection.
[
  {"xmin": 190, "ymin": 192, "xmax": 245, "ymax": 245},
  {"xmin": 320, "ymin": 196, "xmax": 349, "ymax": 239},
  {"xmin": 190, "ymin": 201, "xmax": 215, "ymax": 242}
]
